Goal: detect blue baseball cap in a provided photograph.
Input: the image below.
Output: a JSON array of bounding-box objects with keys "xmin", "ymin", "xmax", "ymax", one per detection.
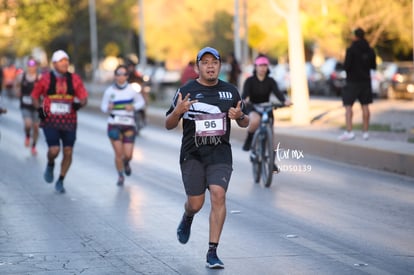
[{"xmin": 197, "ymin": 47, "xmax": 221, "ymax": 61}]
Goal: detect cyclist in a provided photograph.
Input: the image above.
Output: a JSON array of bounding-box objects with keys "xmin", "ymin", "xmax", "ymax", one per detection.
[
  {"xmin": 101, "ymin": 65, "xmax": 146, "ymax": 186},
  {"xmin": 15, "ymin": 57, "xmax": 41, "ymax": 155},
  {"xmin": 241, "ymin": 55, "xmax": 291, "ymax": 170}
]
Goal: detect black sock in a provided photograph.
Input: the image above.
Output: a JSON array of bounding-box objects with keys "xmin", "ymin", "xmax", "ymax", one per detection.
[
  {"xmin": 183, "ymin": 213, "xmax": 194, "ymax": 222},
  {"xmin": 208, "ymin": 242, "xmax": 218, "ymax": 252},
  {"xmin": 47, "ymin": 162, "xmax": 54, "ymax": 167},
  {"xmin": 58, "ymin": 175, "xmax": 64, "ymax": 181}
]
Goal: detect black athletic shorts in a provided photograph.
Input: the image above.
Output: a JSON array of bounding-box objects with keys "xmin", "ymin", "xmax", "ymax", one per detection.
[
  {"xmin": 342, "ymin": 81, "xmax": 373, "ymax": 106},
  {"xmin": 180, "ymin": 159, "xmax": 232, "ymax": 196}
]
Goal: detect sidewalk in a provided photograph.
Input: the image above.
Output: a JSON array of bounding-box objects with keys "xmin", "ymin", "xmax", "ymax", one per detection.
[{"xmin": 85, "ymin": 82, "xmax": 414, "ymax": 177}]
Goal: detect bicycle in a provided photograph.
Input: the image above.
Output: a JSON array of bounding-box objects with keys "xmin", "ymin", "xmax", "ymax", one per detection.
[{"xmin": 249, "ymin": 102, "xmax": 285, "ymax": 187}]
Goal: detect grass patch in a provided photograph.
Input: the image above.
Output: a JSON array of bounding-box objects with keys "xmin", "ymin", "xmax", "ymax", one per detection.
[
  {"xmin": 408, "ymin": 137, "xmax": 414, "ymax": 143},
  {"xmin": 368, "ymin": 123, "xmax": 393, "ymax": 132},
  {"xmin": 341, "ymin": 123, "xmax": 394, "ymax": 132}
]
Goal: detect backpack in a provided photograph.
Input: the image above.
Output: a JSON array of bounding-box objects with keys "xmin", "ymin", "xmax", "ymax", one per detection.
[{"xmin": 47, "ymin": 72, "xmax": 75, "ymax": 95}]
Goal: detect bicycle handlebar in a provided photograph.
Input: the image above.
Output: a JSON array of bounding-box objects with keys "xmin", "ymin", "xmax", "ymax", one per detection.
[{"xmin": 251, "ymin": 102, "xmax": 288, "ymax": 113}]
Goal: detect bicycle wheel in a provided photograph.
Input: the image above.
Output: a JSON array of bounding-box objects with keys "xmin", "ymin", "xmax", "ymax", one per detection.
[
  {"xmin": 261, "ymin": 127, "xmax": 274, "ymax": 187},
  {"xmin": 250, "ymin": 131, "xmax": 261, "ymax": 184}
]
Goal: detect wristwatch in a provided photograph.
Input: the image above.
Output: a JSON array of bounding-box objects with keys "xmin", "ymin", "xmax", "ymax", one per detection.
[{"xmin": 236, "ymin": 114, "xmax": 245, "ymax": 121}]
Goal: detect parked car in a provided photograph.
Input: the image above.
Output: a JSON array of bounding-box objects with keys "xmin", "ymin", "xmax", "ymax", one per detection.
[
  {"xmin": 270, "ymin": 63, "xmax": 290, "ymax": 94},
  {"xmin": 381, "ymin": 62, "xmax": 414, "ymax": 99},
  {"xmin": 318, "ymin": 58, "xmax": 346, "ymax": 96},
  {"xmin": 318, "ymin": 58, "xmax": 389, "ymax": 98},
  {"xmin": 151, "ymin": 66, "xmax": 181, "ymax": 85},
  {"xmin": 370, "ymin": 62, "xmax": 395, "ymax": 98},
  {"xmin": 306, "ymin": 62, "xmax": 330, "ymax": 96}
]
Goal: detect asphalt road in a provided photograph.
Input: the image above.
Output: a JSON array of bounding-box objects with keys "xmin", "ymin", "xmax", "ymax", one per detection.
[{"xmin": 1, "ymin": 103, "xmax": 414, "ymax": 274}]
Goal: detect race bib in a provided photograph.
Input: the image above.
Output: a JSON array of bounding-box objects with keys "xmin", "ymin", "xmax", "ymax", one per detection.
[
  {"xmin": 113, "ymin": 115, "xmax": 134, "ymax": 125},
  {"xmin": 195, "ymin": 113, "xmax": 226, "ymax": 137},
  {"xmin": 22, "ymin": 96, "xmax": 32, "ymax": 105},
  {"xmin": 50, "ymin": 102, "xmax": 71, "ymax": 114}
]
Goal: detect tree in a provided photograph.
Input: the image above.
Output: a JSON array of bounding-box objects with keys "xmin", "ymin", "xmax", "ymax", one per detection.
[
  {"xmin": 268, "ymin": 0, "xmax": 310, "ymax": 125},
  {"xmin": 203, "ymin": 11, "xmax": 234, "ymax": 56},
  {"xmin": 340, "ymin": 0, "xmax": 412, "ymax": 60},
  {"xmin": 13, "ymin": 1, "xmax": 70, "ymax": 57},
  {"xmin": 1, "ymin": 0, "xmax": 412, "ymax": 73}
]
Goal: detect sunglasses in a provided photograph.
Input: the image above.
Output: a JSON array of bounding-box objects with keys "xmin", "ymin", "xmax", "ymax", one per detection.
[{"xmin": 115, "ymin": 71, "xmax": 128, "ymax": 76}]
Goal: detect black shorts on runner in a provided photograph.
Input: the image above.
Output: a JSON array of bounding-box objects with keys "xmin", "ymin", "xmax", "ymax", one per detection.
[
  {"xmin": 180, "ymin": 159, "xmax": 233, "ymax": 196},
  {"xmin": 342, "ymin": 81, "xmax": 373, "ymax": 106}
]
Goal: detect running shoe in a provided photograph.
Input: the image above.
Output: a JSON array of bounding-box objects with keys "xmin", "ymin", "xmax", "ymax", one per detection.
[
  {"xmin": 55, "ymin": 179, "xmax": 65, "ymax": 193},
  {"xmin": 117, "ymin": 175, "xmax": 125, "ymax": 186},
  {"xmin": 362, "ymin": 132, "xmax": 369, "ymax": 140},
  {"xmin": 44, "ymin": 165, "xmax": 54, "ymax": 183},
  {"xmin": 177, "ymin": 213, "xmax": 193, "ymax": 244},
  {"xmin": 31, "ymin": 147, "xmax": 37, "ymax": 156},
  {"xmin": 337, "ymin": 131, "xmax": 355, "ymax": 141},
  {"xmin": 124, "ymin": 161, "xmax": 131, "ymax": 176},
  {"xmin": 206, "ymin": 250, "xmax": 224, "ymax": 269},
  {"xmin": 24, "ymin": 137, "xmax": 30, "ymax": 147},
  {"xmin": 273, "ymin": 164, "xmax": 280, "ymax": 174}
]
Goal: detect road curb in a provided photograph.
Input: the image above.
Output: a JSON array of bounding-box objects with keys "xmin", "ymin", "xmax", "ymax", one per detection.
[{"xmin": 86, "ymin": 91, "xmax": 413, "ymax": 178}]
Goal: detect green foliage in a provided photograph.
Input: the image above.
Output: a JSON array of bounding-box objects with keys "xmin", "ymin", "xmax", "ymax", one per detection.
[
  {"xmin": 341, "ymin": 123, "xmax": 393, "ymax": 132},
  {"xmin": 14, "ymin": 0, "xmax": 70, "ymax": 56},
  {"xmin": 248, "ymin": 24, "xmax": 266, "ymax": 49},
  {"xmin": 104, "ymin": 42, "xmax": 120, "ymax": 57},
  {"xmin": 203, "ymin": 11, "xmax": 234, "ymax": 56},
  {"xmin": 8, "ymin": 0, "xmax": 137, "ymax": 73},
  {"xmin": 0, "ymin": 0, "xmax": 412, "ymax": 72}
]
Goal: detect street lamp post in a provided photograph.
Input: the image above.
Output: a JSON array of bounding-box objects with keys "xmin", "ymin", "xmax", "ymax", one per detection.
[
  {"xmin": 138, "ymin": 0, "xmax": 147, "ymax": 69},
  {"xmin": 242, "ymin": 0, "xmax": 248, "ymax": 65},
  {"xmin": 88, "ymin": 0, "xmax": 98, "ymax": 82},
  {"xmin": 234, "ymin": 0, "xmax": 241, "ymax": 62}
]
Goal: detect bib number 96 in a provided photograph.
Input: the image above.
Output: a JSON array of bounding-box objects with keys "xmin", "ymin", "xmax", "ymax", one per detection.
[{"xmin": 195, "ymin": 113, "xmax": 226, "ymax": 137}]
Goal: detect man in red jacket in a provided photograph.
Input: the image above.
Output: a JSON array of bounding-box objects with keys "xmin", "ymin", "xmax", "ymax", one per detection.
[{"xmin": 31, "ymin": 50, "xmax": 88, "ymax": 193}]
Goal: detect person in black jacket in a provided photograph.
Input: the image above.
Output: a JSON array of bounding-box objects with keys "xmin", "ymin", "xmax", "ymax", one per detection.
[{"xmin": 339, "ymin": 27, "xmax": 376, "ymax": 141}]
